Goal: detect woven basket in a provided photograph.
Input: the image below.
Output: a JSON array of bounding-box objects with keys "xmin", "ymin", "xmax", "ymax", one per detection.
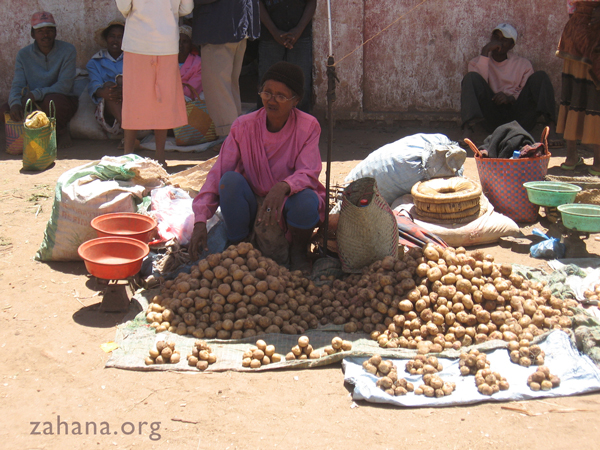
[
  {"xmin": 337, "ymin": 177, "xmax": 399, "ymax": 273},
  {"xmin": 414, "ymin": 194, "xmax": 490, "ymax": 224},
  {"xmin": 412, "ymin": 177, "xmax": 482, "ymax": 216},
  {"xmin": 464, "ymin": 127, "xmax": 550, "ymax": 223},
  {"xmin": 4, "ymin": 112, "xmax": 25, "ymax": 155},
  {"xmin": 545, "ymin": 174, "xmax": 600, "ymax": 205}
]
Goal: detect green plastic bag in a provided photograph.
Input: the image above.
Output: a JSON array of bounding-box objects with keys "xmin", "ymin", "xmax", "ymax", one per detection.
[{"xmin": 22, "ymin": 99, "xmax": 56, "ymax": 171}]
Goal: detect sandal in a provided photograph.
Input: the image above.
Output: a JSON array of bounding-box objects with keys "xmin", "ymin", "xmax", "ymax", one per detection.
[
  {"xmin": 548, "ymin": 139, "xmax": 566, "ymax": 148},
  {"xmin": 560, "ymin": 157, "xmax": 585, "ymax": 171},
  {"xmin": 589, "ymin": 167, "xmax": 600, "ymax": 177}
]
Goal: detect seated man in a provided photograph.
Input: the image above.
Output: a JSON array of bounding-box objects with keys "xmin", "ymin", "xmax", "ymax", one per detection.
[
  {"xmin": 2, "ymin": 11, "xmax": 78, "ymax": 141},
  {"xmin": 86, "ymin": 20, "xmax": 125, "ymax": 136},
  {"xmin": 461, "ymin": 23, "xmax": 555, "ymax": 142}
]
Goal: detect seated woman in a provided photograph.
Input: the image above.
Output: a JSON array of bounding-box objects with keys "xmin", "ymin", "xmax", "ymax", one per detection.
[
  {"xmin": 86, "ymin": 20, "xmax": 125, "ymax": 136},
  {"xmin": 189, "ymin": 62, "xmax": 325, "ymax": 273},
  {"xmin": 178, "ymin": 25, "xmax": 202, "ymax": 99}
]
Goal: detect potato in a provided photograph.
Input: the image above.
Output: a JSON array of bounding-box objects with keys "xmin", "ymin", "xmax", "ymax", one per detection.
[
  {"xmin": 298, "ymin": 336, "xmax": 310, "ymax": 347},
  {"xmin": 331, "ymin": 336, "xmax": 343, "ymax": 350}
]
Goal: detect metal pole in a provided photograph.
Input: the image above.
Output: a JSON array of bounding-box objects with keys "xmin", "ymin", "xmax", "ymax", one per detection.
[{"xmin": 322, "ymin": 1, "xmax": 338, "ymax": 256}]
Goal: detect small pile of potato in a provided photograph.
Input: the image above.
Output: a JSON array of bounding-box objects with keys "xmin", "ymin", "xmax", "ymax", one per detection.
[
  {"xmin": 475, "ymin": 368, "xmax": 509, "ymax": 395},
  {"xmin": 323, "ymin": 336, "xmax": 353, "ymax": 355},
  {"xmin": 508, "ymin": 339, "xmax": 545, "ymax": 367},
  {"xmin": 415, "ymin": 374, "xmax": 456, "ymax": 397},
  {"xmin": 145, "ymin": 340, "xmax": 181, "ymax": 365},
  {"xmin": 459, "ymin": 349, "xmax": 490, "ymax": 376},
  {"xmin": 187, "ymin": 340, "xmax": 217, "ymax": 371},
  {"xmin": 405, "ymin": 355, "xmax": 443, "ymax": 375},
  {"xmin": 376, "ymin": 375, "xmax": 415, "ymax": 397},
  {"xmin": 242, "ymin": 339, "xmax": 282, "ymax": 368},
  {"xmin": 527, "ymin": 366, "xmax": 560, "ymax": 391},
  {"xmin": 362, "ymin": 354, "xmax": 393, "ymax": 377},
  {"xmin": 362, "ymin": 355, "xmax": 414, "ymax": 396},
  {"xmin": 583, "ymin": 283, "xmax": 600, "ymax": 302},
  {"xmin": 285, "ymin": 336, "xmax": 322, "ymax": 360}
]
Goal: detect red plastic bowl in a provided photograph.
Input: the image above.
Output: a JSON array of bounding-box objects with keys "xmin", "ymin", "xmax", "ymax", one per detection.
[
  {"xmin": 91, "ymin": 213, "xmax": 157, "ymax": 243},
  {"xmin": 78, "ymin": 237, "xmax": 150, "ymax": 280}
]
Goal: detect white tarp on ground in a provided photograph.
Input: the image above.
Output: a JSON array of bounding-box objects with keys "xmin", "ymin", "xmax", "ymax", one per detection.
[{"xmin": 343, "ymin": 330, "xmax": 600, "ymax": 407}]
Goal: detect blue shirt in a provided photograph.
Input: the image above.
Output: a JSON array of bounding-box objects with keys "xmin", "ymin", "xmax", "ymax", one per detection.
[
  {"xmin": 192, "ymin": 0, "xmax": 260, "ymax": 45},
  {"xmin": 9, "ymin": 40, "xmax": 77, "ymax": 107},
  {"xmin": 86, "ymin": 50, "xmax": 124, "ymax": 104}
]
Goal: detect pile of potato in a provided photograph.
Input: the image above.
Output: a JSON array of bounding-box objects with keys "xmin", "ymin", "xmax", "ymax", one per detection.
[
  {"xmin": 459, "ymin": 349, "xmax": 490, "ymax": 376},
  {"xmin": 187, "ymin": 340, "xmax": 217, "ymax": 371},
  {"xmin": 285, "ymin": 336, "xmax": 322, "ymax": 360},
  {"xmin": 583, "ymin": 283, "xmax": 600, "ymax": 302},
  {"xmin": 324, "ymin": 336, "xmax": 352, "ymax": 355},
  {"xmin": 144, "ymin": 242, "xmax": 575, "ymax": 350},
  {"xmin": 405, "ymin": 355, "xmax": 443, "ymax": 375},
  {"xmin": 362, "ymin": 355, "xmax": 414, "ymax": 396},
  {"xmin": 376, "ymin": 375, "xmax": 415, "ymax": 397},
  {"xmin": 527, "ymin": 366, "xmax": 560, "ymax": 391},
  {"xmin": 145, "ymin": 243, "xmax": 335, "ymax": 340},
  {"xmin": 508, "ymin": 339, "xmax": 545, "ymax": 367},
  {"xmin": 362, "ymin": 354, "xmax": 391, "ymax": 377},
  {"xmin": 475, "ymin": 368, "xmax": 509, "ymax": 395},
  {"xmin": 145, "ymin": 340, "xmax": 181, "ymax": 365},
  {"xmin": 366, "ymin": 244, "xmax": 575, "ymax": 351},
  {"xmin": 415, "ymin": 374, "xmax": 456, "ymax": 397},
  {"xmin": 242, "ymin": 339, "xmax": 282, "ymax": 368}
]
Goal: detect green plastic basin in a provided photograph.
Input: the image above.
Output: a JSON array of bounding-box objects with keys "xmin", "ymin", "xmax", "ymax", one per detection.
[
  {"xmin": 557, "ymin": 204, "xmax": 600, "ymax": 232},
  {"xmin": 523, "ymin": 181, "xmax": 581, "ymax": 207}
]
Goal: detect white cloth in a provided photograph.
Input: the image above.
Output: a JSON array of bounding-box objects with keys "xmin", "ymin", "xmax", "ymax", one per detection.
[{"xmin": 116, "ymin": 0, "xmax": 194, "ymax": 55}]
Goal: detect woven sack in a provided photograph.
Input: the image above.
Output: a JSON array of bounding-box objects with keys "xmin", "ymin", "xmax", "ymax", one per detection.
[
  {"xmin": 22, "ymin": 99, "xmax": 56, "ymax": 171},
  {"xmin": 173, "ymin": 84, "xmax": 217, "ymax": 146},
  {"xmin": 464, "ymin": 127, "xmax": 550, "ymax": 223},
  {"xmin": 4, "ymin": 112, "xmax": 25, "ymax": 155},
  {"xmin": 337, "ymin": 177, "xmax": 399, "ymax": 273}
]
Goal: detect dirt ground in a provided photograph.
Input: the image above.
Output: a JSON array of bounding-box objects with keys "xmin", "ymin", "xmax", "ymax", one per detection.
[{"xmin": 1, "ymin": 124, "xmax": 599, "ymax": 450}]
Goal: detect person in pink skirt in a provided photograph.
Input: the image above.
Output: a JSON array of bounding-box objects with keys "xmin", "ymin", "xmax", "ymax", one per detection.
[{"xmin": 115, "ymin": 0, "xmax": 194, "ymax": 167}]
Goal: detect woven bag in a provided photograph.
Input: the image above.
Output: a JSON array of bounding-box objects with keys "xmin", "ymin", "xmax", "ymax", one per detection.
[
  {"xmin": 337, "ymin": 177, "xmax": 399, "ymax": 273},
  {"xmin": 4, "ymin": 112, "xmax": 25, "ymax": 155},
  {"xmin": 464, "ymin": 127, "xmax": 550, "ymax": 223},
  {"xmin": 173, "ymin": 84, "xmax": 217, "ymax": 146},
  {"xmin": 22, "ymin": 99, "xmax": 56, "ymax": 171}
]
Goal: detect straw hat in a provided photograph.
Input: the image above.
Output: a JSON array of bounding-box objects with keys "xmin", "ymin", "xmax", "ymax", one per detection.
[{"xmin": 94, "ymin": 20, "xmax": 125, "ymax": 47}]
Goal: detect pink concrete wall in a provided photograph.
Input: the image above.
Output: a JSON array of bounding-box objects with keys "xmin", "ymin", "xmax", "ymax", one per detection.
[
  {"xmin": 1, "ymin": 0, "xmax": 568, "ymax": 124},
  {"xmin": 312, "ymin": 0, "xmax": 568, "ymax": 123}
]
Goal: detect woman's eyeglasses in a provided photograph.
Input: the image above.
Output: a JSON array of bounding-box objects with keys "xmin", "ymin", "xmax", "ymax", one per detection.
[{"xmin": 258, "ymin": 91, "xmax": 296, "ymax": 103}]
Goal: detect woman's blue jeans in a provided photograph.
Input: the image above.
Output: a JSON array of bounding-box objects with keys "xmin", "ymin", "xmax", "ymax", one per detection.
[{"xmin": 218, "ymin": 171, "xmax": 320, "ymax": 242}]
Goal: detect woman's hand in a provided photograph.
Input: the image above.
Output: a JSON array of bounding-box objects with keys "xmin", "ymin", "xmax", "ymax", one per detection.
[
  {"xmin": 189, "ymin": 221, "xmax": 208, "ymax": 261},
  {"xmin": 258, "ymin": 182, "xmax": 291, "ymax": 226}
]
